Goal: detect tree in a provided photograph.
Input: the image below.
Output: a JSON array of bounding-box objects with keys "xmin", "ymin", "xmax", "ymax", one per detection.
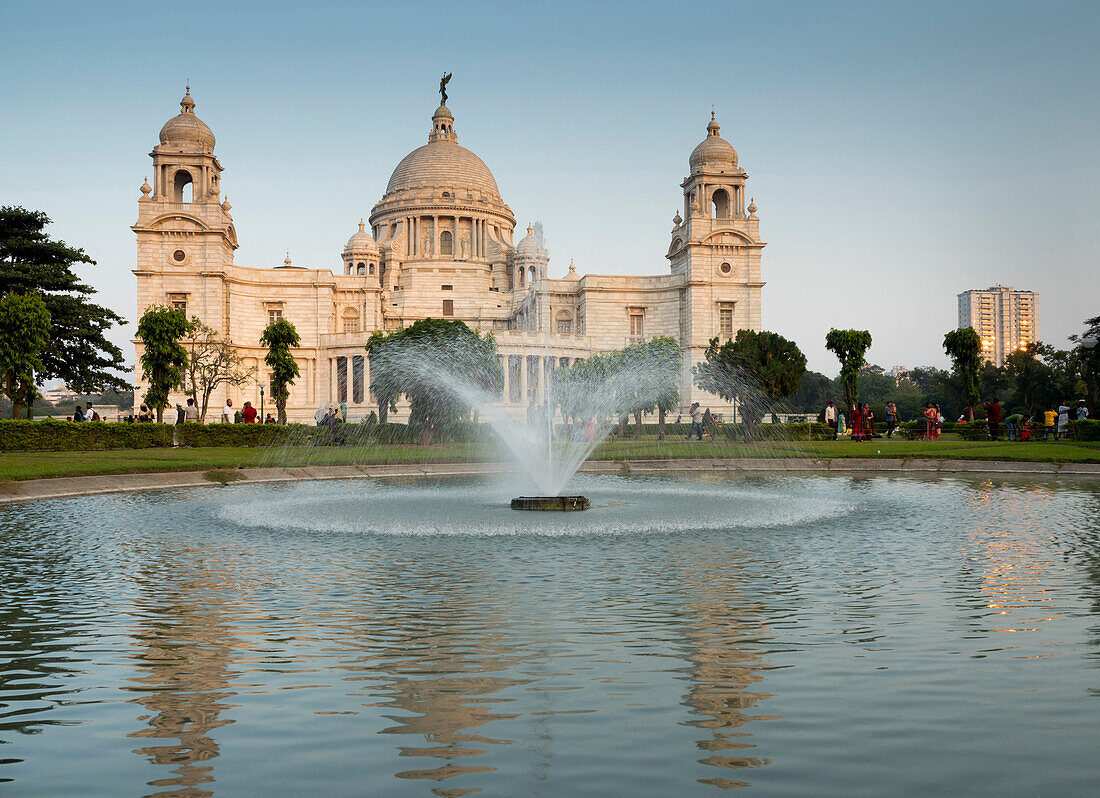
[
  {"xmin": 184, "ymin": 318, "xmax": 256, "ymax": 422},
  {"xmin": 1069, "ymin": 315, "xmax": 1100, "ymax": 408},
  {"xmin": 367, "ymin": 318, "xmax": 503, "ymax": 444},
  {"xmin": 616, "ymin": 337, "xmax": 681, "ymax": 439},
  {"xmin": 825, "ymin": 328, "xmax": 872, "ymax": 419},
  {"xmin": 693, "ymin": 329, "xmax": 806, "ymax": 440},
  {"xmin": 1002, "ymin": 342, "xmax": 1056, "ymax": 416},
  {"xmin": 261, "ymin": 318, "xmax": 301, "ymax": 424},
  {"xmin": 0, "ymin": 292, "xmax": 51, "ymax": 419},
  {"xmin": 943, "ymin": 327, "xmax": 983, "ymax": 419},
  {"xmin": 136, "ymin": 305, "xmax": 190, "ymax": 423},
  {"xmin": 0, "ymin": 206, "xmax": 128, "ymax": 395}
]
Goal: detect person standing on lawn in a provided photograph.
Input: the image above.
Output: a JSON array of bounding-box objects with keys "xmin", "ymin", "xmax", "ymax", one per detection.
[
  {"xmin": 686, "ymin": 402, "xmax": 704, "ymax": 441},
  {"xmin": 242, "ymin": 401, "xmax": 258, "ymax": 424},
  {"xmin": 849, "ymin": 403, "xmax": 865, "ymax": 441},
  {"xmin": 184, "ymin": 397, "xmax": 199, "ymax": 423},
  {"xmin": 983, "ymin": 398, "xmax": 1002, "ymax": 440},
  {"xmin": 1076, "ymin": 400, "xmax": 1089, "ymax": 421},
  {"xmin": 884, "ymin": 402, "xmax": 897, "ymax": 438},
  {"xmin": 824, "ymin": 399, "xmax": 838, "ymax": 439},
  {"xmin": 921, "ymin": 402, "xmax": 937, "ymax": 441},
  {"xmin": 222, "ymin": 398, "xmax": 234, "ymax": 424},
  {"xmin": 1057, "ymin": 400, "xmax": 1071, "ymax": 439}
]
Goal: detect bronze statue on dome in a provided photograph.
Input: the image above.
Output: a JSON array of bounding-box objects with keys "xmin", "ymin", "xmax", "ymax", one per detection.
[{"xmin": 439, "ymin": 72, "xmax": 452, "ymax": 104}]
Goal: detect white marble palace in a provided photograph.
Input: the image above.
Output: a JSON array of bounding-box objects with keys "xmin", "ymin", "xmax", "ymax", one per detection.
[{"xmin": 133, "ymin": 86, "xmax": 765, "ymax": 422}]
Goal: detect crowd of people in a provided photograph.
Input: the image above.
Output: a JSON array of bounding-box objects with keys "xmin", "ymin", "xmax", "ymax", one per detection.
[
  {"xmin": 73, "ymin": 397, "xmax": 277, "ymax": 425},
  {"xmin": 821, "ymin": 396, "xmax": 1090, "ymax": 442}
]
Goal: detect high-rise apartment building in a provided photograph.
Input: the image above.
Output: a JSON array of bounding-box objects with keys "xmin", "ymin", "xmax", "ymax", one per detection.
[{"xmin": 957, "ymin": 286, "xmax": 1038, "ymax": 367}]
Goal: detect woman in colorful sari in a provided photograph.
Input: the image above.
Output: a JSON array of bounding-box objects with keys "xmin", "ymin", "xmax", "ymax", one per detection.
[
  {"xmin": 863, "ymin": 404, "xmax": 875, "ymax": 440},
  {"xmin": 849, "ymin": 403, "xmax": 865, "ymax": 441},
  {"xmin": 922, "ymin": 403, "xmax": 937, "ymax": 441}
]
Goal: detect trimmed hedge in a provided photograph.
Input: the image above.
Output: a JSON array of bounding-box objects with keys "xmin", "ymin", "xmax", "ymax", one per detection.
[
  {"xmin": 1073, "ymin": 419, "xmax": 1100, "ymax": 441},
  {"xmin": 176, "ymin": 423, "xmax": 298, "ymax": 448},
  {"xmin": 0, "ymin": 419, "xmax": 173, "ymax": 452}
]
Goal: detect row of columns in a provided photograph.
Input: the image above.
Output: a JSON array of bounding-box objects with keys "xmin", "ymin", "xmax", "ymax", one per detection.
[
  {"xmin": 328, "ymin": 355, "xmax": 369, "ymax": 406},
  {"xmin": 404, "ymin": 215, "xmax": 489, "ymax": 258},
  {"xmin": 499, "ymin": 354, "xmax": 580, "ymax": 405}
]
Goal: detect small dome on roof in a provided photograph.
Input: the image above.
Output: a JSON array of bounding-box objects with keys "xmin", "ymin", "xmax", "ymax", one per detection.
[
  {"xmin": 516, "ymin": 223, "xmax": 537, "ymax": 254},
  {"xmin": 344, "ymin": 220, "xmax": 378, "ymax": 253},
  {"xmin": 689, "ymin": 112, "xmax": 737, "ymax": 171},
  {"xmin": 158, "ymin": 87, "xmax": 216, "ymax": 150},
  {"xmin": 433, "ymin": 104, "xmax": 454, "ymax": 120}
]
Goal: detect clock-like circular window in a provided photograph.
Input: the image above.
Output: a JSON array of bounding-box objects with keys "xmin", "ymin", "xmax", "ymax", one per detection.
[
  {"xmin": 719, "ymin": 262, "xmax": 732, "ymax": 274},
  {"xmin": 173, "ymin": 249, "xmax": 186, "ymax": 262}
]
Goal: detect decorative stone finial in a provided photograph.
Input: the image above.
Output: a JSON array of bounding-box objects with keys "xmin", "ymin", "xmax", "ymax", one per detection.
[
  {"xmin": 747, "ymin": 197, "xmax": 758, "ymax": 217},
  {"xmin": 181, "ymin": 85, "xmax": 195, "ymax": 113},
  {"xmin": 672, "ymin": 211, "xmax": 682, "ymax": 227},
  {"xmin": 527, "ymin": 223, "xmax": 534, "ymax": 236},
  {"xmin": 140, "ymin": 177, "xmax": 151, "ymax": 197},
  {"xmin": 221, "ymin": 195, "xmax": 232, "ymax": 213},
  {"xmin": 284, "ymin": 252, "xmax": 292, "ymax": 267},
  {"xmin": 358, "ymin": 219, "xmax": 365, "ymax": 232}
]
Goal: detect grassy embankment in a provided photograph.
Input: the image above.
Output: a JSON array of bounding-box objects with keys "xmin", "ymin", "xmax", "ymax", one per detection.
[{"xmin": 2, "ymin": 435, "xmax": 1098, "ymax": 481}]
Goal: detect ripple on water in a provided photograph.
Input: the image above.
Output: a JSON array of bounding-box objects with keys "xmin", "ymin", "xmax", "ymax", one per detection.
[{"xmin": 1, "ymin": 473, "xmax": 1099, "ymax": 797}]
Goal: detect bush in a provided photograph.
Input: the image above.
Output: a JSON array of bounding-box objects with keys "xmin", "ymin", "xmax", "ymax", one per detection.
[
  {"xmin": 0, "ymin": 419, "xmax": 172, "ymax": 452},
  {"xmin": 176, "ymin": 423, "xmax": 298, "ymax": 448},
  {"xmin": 1072, "ymin": 419, "xmax": 1100, "ymax": 441},
  {"xmin": 956, "ymin": 420, "xmax": 991, "ymax": 441}
]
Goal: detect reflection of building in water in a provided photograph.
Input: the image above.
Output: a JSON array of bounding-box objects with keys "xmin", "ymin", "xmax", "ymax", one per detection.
[
  {"xmin": 679, "ymin": 555, "xmax": 777, "ymax": 790},
  {"xmin": 957, "ymin": 480, "xmax": 1063, "ymax": 629},
  {"xmin": 125, "ymin": 553, "xmax": 241, "ymax": 798},
  {"xmin": 346, "ymin": 597, "xmax": 529, "ymax": 793}
]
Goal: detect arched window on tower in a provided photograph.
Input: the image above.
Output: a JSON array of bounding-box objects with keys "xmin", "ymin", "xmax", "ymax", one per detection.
[
  {"xmin": 356, "ymin": 262, "xmax": 366, "ymax": 275},
  {"xmin": 173, "ymin": 170, "xmax": 194, "ymax": 203},
  {"xmin": 440, "ymin": 230, "xmax": 453, "ymax": 256},
  {"xmin": 712, "ymin": 189, "xmax": 730, "ymax": 219},
  {"xmin": 368, "ymin": 264, "xmax": 375, "ymax": 275},
  {"xmin": 518, "ymin": 267, "xmax": 525, "ymax": 285}
]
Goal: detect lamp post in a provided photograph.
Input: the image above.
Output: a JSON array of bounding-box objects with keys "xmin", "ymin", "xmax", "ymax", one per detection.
[{"xmin": 259, "ymin": 384, "xmax": 265, "ymax": 424}]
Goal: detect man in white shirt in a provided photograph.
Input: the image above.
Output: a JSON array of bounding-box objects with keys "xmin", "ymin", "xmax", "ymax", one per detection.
[
  {"xmin": 222, "ymin": 399, "xmax": 235, "ymax": 424},
  {"xmin": 824, "ymin": 399, "xmax": 838, "ymax": 439}
]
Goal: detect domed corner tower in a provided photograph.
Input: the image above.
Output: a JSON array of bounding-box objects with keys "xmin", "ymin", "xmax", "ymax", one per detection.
[
  {"xmin": 342, "ymin": 219, "xmax": 380, "ymax": 279},
  {"xmin": 668, "ymin": 112, "xmax": 766, "ymax": 399},
  {"xmin": 512, "ymin": 223, "xmax": 550, "ymax": 293},
  {"xmin": 133, "ymin": 88, "xmax": 238, "ymax": 320},
  {"xmin": 367, "ymin": 98, "xmax": 517, "ymax": 325}
]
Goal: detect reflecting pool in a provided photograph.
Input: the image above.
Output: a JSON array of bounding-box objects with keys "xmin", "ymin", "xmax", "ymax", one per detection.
[{"xmin": 2, "ymin": 473, "xmax": 1099, "ymax": 796}]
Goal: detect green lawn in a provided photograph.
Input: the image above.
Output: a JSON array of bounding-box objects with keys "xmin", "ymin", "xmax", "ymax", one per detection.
[{"xmin": 1, "ymin": 435, "xmax": 1097, "ymax": 481}]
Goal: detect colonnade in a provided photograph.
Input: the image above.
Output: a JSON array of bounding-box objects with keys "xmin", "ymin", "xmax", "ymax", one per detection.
[{"xmin": 403, "ymin": 215, "xmax": 490, "ymax": 259}]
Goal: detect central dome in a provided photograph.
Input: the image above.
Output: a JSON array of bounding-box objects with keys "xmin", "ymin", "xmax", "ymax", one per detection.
[
  {"xmin": 371, "ymin": 100, "xmax": 515, "ymax": 230},
  {"xmin": 385, "ymin": 140, "xmax": 501, "ymax": 199}
]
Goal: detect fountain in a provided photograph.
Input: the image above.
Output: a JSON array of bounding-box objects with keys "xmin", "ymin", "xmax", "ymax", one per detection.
[{"xmin": 362, "ymin": 324, "xmax": 687, "ymax": 509}]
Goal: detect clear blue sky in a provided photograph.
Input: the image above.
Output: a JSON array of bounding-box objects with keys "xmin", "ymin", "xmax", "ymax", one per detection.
[{"xmin": 3, "ymin": 0, "xmax": 1097, "ymax": 374}]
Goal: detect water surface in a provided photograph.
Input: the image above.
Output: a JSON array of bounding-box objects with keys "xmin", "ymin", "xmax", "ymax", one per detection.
[{"xmin": 1, "ymin": 473, "xmax": 1098, "ymax": 796}]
